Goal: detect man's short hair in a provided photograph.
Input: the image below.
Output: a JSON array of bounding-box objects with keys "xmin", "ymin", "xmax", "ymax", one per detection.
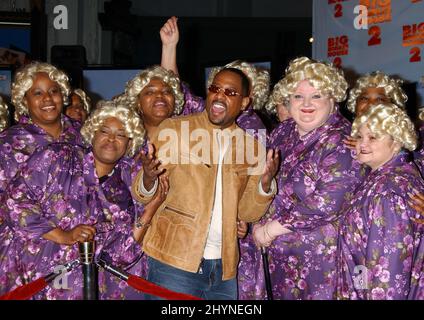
[{"xmin": 218, "ymin": 67, "xmax": 250, "ymax": 97}]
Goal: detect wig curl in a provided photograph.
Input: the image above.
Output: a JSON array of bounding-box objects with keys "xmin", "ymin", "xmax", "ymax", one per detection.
[
  {"xmin": 11, "ymin": 62, "xmax": 70, "ymax": 122},
  {"xmin": 81, "ymin": 100, "xmax": 145, "ymax": 157},
  {"xmin": 346, "ymin": 71, "xmax": 407, "ymax": 114},
  {"xmin": 112, "ymin": 93, "xmax": 130, "ymax": 108},
  {"xmin": 351, "ymin": 103, "xmax": 417, "ymax": 151},
  {"xmin": 0, "ymin": 96, "xmax": 9, "ymax": 132},
  {"xmin": 419, "ymin": 108, "xmax": 424, "ymax": 121},
  {"xmin": 124, "ymin": 65, "xmax": 184, "ymax": 116},
  {"xmin": 206, "ymin": 60, "xmax": 270, "ymax": 110},
  {"xmin": 72, "ymin": 88, "xmax": 92, "ymax": 114},
  {"xmin": 265, "ymin": 56, "xmax": 348, "ymax": 114}
]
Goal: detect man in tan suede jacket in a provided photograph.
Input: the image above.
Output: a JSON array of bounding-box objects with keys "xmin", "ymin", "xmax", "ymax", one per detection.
[{"xmin": 132, "ymin": 67, "xmax": 279, "ymax": 300}]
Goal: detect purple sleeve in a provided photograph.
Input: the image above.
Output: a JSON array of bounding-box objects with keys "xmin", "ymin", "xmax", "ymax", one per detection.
[
  {"xmin": 119, "ymin": 157, "xmax": 145, "ymax": 219},
  {"xmin": 0, "ymin": 129, "xmax": 31, "ymax": 194},
  {"xmin": 180, "ymin": 82, "xmax": 205, "ymax": 116},
  {"xmin": 96, "ymin": 212, "xmax": 143, "ymax": 270},
  {"xmin": 236, "ymin": 110, "xmax": 268, "ymax": 145},
  {"xmin": 0, "ymin": 151, "xmax": 59, "ymax": 239},
  {"xmin": 98, "ymin": 160, "xmax": 144, "ymax": 269},
  {"xmin": 363, "ymin": 193, "xmax": 418, "ymax": 300},
  {"xmin": 119, "ymin": 157, "xmax": 140, "ymax": 190}
]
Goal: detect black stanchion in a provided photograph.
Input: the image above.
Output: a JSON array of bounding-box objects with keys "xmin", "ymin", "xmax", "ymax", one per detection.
[
  {"xmin": 261, "ymin": 247, "xmax": 274, "ymax": 300},
  {"xmin": 79, "ymin": 241, "xmax": 99, "ymax": 300}
]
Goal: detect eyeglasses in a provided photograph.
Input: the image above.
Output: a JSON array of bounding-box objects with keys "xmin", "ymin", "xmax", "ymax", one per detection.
[{"xmin": 208, "ymin": 84, "xmax": 242, "ymax": 97}]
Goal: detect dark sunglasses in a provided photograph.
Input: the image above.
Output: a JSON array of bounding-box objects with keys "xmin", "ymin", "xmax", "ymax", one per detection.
[{"xmin": 208, "ymin": 84, "xmax": 242, "ymax": 97}]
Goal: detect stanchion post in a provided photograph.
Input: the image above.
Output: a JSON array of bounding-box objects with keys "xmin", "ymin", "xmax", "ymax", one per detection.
[
  {"xmin": 79, "ymin": 241, "xmax": 99, "ymax": 300},
  {"xmin": 261, "ymin": 247, "xmax": 274, "ymax": 300}
]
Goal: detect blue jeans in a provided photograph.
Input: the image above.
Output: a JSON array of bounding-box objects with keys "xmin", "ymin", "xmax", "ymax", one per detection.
[{"xmin": 146, "ymin": 256, "xmax": 237, "ymax": 300}]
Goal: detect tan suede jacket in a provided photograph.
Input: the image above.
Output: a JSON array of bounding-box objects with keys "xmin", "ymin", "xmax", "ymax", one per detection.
[{"xmin": 132, "ymin": 111, "xmax": 275, "ymax": 280}]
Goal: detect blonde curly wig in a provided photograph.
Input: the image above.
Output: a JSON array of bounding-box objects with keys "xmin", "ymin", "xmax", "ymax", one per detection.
[
  {"xmin": 206, "ymin": 60, "xmax": 270, "ymax": 110},
  {"xmin": 351, "ymin": 103, "xmax": 417, "ymax": 151},
  {"xmin": 0, "ymin": 96, "xmax": 9, "ymax": 132},
  {"xmin": 346, "ymin": 71, "xmax": 408, "ymax": 114},
  {"xmin": 419, "ymin": 108, "xmax": 424, "ymax": 121},
  {"xmin": 124, "ymin": 65, "xmax": 184, "ymax": 116},
  {"xmin": 11, "ymin": 62, "xmax": 71, "ymax": 122},
  {"xmin": 112, "ymin": 93, "xmax": 130, "ymax": 108},
  {"xmin": 72, "ymin": 88, "xmax": 92, "ymax": 114},
  {"xmin": 81, "ymin": 100, "xmax": 145, "ymax": 157},
  {"xmin": 265, "ymin": 56, "xmax": 348, "ymax": 114}
]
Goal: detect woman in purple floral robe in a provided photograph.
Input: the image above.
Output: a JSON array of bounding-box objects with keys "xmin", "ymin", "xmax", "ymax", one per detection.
[
  {"xmin": 0, "ymin": 63, "xmax": 82, "ymax": 272},
  {"xmin": 335, "ymin": 103, "xmax": 424, "ymax": 300},
  {"xmin": 0, "ymin": 102, "xmax": 167, "ymax": 299},
  {"xmin": 0, "ymin": 62, "xmax": 82, "ymax": 194},
  {"xmin": 238, "ymin": 57, "xmax": 364, "ymax": 300}
]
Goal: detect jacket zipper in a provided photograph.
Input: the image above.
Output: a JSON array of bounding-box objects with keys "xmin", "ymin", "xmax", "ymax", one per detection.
[{"xmin": 165, "ymin": 205, "xmax": 195, "ymax": 219}]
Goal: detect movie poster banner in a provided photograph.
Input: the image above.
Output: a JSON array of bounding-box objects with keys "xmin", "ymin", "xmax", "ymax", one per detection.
[{"xmin": 313, "ymin": 0, "xmax": 424, "ymax": 107}]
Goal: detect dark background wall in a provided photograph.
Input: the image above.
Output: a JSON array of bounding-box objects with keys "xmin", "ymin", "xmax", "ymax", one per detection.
[
  {"xmin": 1, "ymin": 0, "xmax": 313, "ymax": 99},
  {"xmin": 96, "ymin": 0, "xmax": 312, "ymax": 97},
  {"xmin": 115, "ymin": 16, "xmax": 312, "ymax": 97},
  {"xmin": 128, "ymin": 0, "xmax": 313, "ymax": 18}
]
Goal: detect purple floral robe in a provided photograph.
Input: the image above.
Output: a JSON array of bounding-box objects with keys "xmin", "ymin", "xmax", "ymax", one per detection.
[
  {"xmin": 238, "ymin": 108, "xmax": 365, "ymax": 300},
  {"xmin": 335, "ymin": 153, "xmax": 424, "ymax": 300},
  {"xmin": 0, "ymin": 143, "xmax": 144, "ymax": 299},
  {"xmin": 0, "ymin": 115, "xmax": 83, "ymax": 280},
  {"xmin": 122, "ymin": 141, "xmax": 152, "ymax": 290},
  {"xmin": 0, "ymin": 115, "xmax": 82, "ymax": 194},
  {"xmin": 180, "ymin": 83, "xmax": 268, "ymax": 143}
]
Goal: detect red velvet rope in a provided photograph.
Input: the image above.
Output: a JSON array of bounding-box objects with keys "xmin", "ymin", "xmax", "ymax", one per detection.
[
  {"xmin": 127, "ymin": 274, "xmax": 202, "ymax": 300},
  {"xmin": 0, "ymin": 278, "xmax": 48, "ymax": 300},
  {"xmin": 0, "ymin": 270, "xmax": 203, "ymax": 300}
]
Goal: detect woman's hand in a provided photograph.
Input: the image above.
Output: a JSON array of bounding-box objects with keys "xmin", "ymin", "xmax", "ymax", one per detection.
[
  {"xmin": 145, "ymin": 175, "xmax": 170, "ymax": 219},
  {"xmin": 62, "ymin": 225, "xmax": 96, "ymax": 245},
  {"xmin": 43, "ymin": 224, "xmax": 96, "ymax": 246},
  {"xmin": 140, "ymin": 142, "xmax": 164, "ymax": 191},
  {"xmin": 260, "ymin": 149, "xmax": 280, "ymax": 193},
  {"xmin": 343, "ymin": 136, "xmax": 357, "ymax": 151},
  {"xmin": 160, "ymin": 16, "xmax": 180, "ymax": 75},
  {"xmin": 252, "ymin": 220, "xmax": 291, "ymax": 248},
  {"xmin": 160, "ymin": 16, "xmax": 179, "ymax": 47},
  {"xmin": 252, "ymin": 223, "xmax": 272, "ymax": 248},
  {"xmin": 133, "ymin": 175, "xmax": 169, "ymax": 244}
]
